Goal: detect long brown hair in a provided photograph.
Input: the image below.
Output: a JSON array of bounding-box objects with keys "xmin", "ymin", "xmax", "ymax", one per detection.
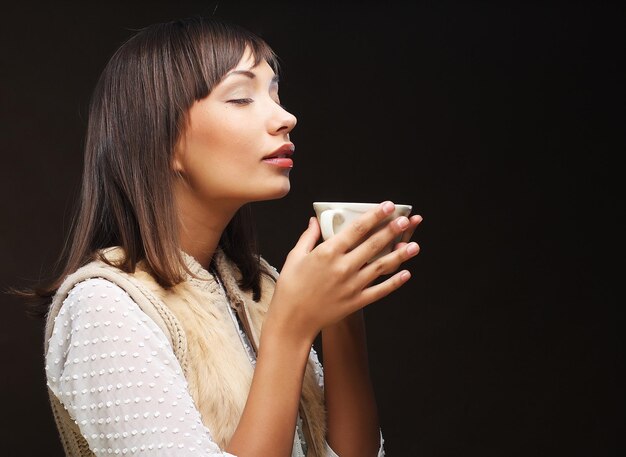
[{"xmin": 17, "ymin": 16, "xmax": 279, "ymax": 316}]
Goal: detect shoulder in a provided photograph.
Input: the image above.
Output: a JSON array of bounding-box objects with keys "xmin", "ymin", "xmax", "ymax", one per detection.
[
  {"xmin": 49, "ymin": 277, "xmax": 173, "ymax": 356},
  {"xmin": 64, "ymin": 276, "xmax": 134, "ymax": 305},
  {"xmin": 65, "ymin": 276, "xmax": 117, "ymax": 294},
  {"xmin": 49, "ymin": 258, "xmax": 145, "ymax": 319},
  {"xmin": 54, "ymin": 252, "xmax": 132, "ymax": 302},
  {"xmin": 58, "ymin": 277, "xmax": 150, "ymax": 331},
  {"xmin": 45, "ymin": 253, "xmax": 168, "ymax": 348},
  {"xmin": 46, "ymin": 277, "xmax": 162, "ymax": 363}
]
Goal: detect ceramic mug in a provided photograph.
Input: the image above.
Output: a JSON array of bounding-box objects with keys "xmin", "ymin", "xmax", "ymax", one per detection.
[{"xmin": 313, "ymin": 202, "xmax": 412, "ymax": 263}]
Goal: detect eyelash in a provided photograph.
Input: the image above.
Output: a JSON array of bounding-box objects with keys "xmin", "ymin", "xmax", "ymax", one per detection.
[
  {"xmin": 226, "ymin": 98, "xmax": 287, "ymax": 109},
  {"xmin": 227, "ymin": 98, "xmax": 254, "ymax": 105}
]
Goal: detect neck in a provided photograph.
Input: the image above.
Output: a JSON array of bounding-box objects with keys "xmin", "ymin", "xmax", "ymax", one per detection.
[{"xmin": 176, "ymin": 192, "xmax": 241, "ymax": 270}]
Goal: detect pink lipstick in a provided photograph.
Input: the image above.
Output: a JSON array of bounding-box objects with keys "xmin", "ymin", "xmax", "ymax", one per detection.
[{"xmin": 262, "ymin": 143, "xmax": 295, "ymax": 168}]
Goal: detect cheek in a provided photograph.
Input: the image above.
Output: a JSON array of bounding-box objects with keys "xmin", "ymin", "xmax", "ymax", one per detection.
[
  {"xmin": 189, "ymin": 113, "xmax": 224, "ymax": 148},
  {"xmin": 184, "ymin": 134, "xmax": 257, "ymax": 192},
  {"xmin": 195, "ymin": 111, "xmax": 255, "ymax": 155},
  {"xmin": 183, "ymin": 108, "xmax": 265, "ymax": 185}
]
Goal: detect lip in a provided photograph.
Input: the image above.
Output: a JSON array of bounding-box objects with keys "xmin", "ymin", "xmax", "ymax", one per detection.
[{"xmin": 262, "ymin": 143, "xmax": 295, "ymax": 160}]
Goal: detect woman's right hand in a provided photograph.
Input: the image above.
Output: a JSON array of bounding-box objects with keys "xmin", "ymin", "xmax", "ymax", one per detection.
[
  {"xmin": 266, "ymin": 201, "xmax": 421, "ymax": 344},
  {"xmin": 229, "ymin": 201, "xmax": 420, "ymax": 455}
]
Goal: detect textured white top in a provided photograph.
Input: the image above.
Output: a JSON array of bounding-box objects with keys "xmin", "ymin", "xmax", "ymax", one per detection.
[{"xmin": 46, "ymin": 276, "xmax": 385, "ymax": 456}]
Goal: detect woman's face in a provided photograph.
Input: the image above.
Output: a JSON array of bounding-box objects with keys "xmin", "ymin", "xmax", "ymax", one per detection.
[{"xmin": 173, "ymin": 48, "xmax": 297, "ymax": 211}]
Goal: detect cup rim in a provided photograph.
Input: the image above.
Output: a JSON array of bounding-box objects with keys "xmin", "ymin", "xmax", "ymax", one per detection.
[{"xmin": 313, "ymin": 202, "xmax": 412, "ymax": 209}]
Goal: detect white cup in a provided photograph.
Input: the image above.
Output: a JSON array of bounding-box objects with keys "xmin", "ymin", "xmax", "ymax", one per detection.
[{"xmin": 313, "ymin": 202, "xmax": 413, "ymax": 263}]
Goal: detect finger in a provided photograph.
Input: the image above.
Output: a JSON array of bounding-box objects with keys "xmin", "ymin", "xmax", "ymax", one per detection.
[
  {"xmin": 331, "ymin": 201, "xmax": 398, "ymax": 252},
  {"xmin": 393, "ymin": 241, "xmax": 409, "ymax": 251},
  {"xmin": 358, "ymin": 241, "xmax": 420, "ymax": 284},
  {"xmin": 347, "ymin": 214, "xmax": 411, "ymax": 266},
  {"xmin": 400, "ymin": 214, "xmax": 423, "ymax": 244},
  {"xmin": 357, "ymin": 269, "xmax": 412, "ymax": 307},
  {"xmin": 293, "ymin": 217, "xmax": 321, "ymax": 254}
]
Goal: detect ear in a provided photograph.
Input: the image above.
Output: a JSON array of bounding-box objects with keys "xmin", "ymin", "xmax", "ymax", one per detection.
[{"xmin": 172, "ymin": 138, "xmax": 186, "ymax": 174}]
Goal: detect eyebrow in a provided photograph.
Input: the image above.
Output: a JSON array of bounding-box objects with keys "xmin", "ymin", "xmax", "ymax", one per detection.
[{"xmin": 225, "ymin": 69, "xmax": 279, "ymax": 84}]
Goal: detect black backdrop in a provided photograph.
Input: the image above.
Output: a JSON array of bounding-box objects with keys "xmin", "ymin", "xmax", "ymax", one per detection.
[{"xmin": 1, "ymin": 1, "xmax": 623, "ymax": 456}]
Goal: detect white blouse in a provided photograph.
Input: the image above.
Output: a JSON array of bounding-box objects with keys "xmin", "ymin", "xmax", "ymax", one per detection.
[{"xmin": 46, "ymin": 277, "xmax": 385, "ymax": 456}]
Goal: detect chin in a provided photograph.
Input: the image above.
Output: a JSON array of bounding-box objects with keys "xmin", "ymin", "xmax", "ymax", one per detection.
[
  {"xmin": 272, "ymin": 184, "xmax": 291, "ymax": 200},
  {"xmin": 272, "ymin": 174, "xmax": 291, "ymax": 196},
  {"xmin": 255, "ymin": 181, "xmax": 291, "ymax": 202}
]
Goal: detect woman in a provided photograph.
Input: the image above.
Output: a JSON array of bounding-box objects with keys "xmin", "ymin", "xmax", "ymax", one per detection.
[{"xmin": 32, "ymin": 15, "xmax": 422, "ymax": 457}]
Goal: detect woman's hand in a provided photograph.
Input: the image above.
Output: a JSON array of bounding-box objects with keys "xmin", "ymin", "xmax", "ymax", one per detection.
[{"xmin": 266, "ymin": 201, "xmax": 422, "ymax": 344}]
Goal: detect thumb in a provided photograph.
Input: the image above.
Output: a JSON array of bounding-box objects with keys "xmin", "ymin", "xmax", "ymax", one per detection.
[{"xmin": 293, "ymin": 217, "xmax": 321, "ymax": 254}]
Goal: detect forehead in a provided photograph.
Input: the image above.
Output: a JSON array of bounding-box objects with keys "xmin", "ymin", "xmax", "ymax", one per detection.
[
  {"xmin": 233, "ymin": 47, "xmax": 256, "ymax": 70},
  {"xmin": 229, "ymin": 47, "xmax": 276, "ymax": 78}
]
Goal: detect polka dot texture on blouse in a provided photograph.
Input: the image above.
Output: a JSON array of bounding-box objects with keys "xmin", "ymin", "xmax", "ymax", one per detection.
[{"xmin": 45, "ymin": 277, "xmax": 236, "ymax": 456}]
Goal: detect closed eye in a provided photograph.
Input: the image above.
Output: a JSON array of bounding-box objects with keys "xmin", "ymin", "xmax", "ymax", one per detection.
[{"xmin": 227, "ymin": 98, "xmax": 253, "ymax": 105}]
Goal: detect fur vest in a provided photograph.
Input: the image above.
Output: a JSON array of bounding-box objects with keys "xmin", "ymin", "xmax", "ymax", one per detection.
[{"xmin": 44, "ymin": 246, "xmax": 327, "ymax": 456}]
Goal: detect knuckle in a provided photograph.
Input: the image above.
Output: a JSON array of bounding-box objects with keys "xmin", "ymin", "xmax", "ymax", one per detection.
[
  {"xmin": 316, "ymin": 243, "xmax": 334, "ymax": 259},
  {"xmin": 333, "ymin": 262, "xmax": 350, "ymax": 277},
  {"xmin": 371, "ymin": 259, "xmax": 387, "ymax": 275},
  {"xmin": 369, "ymin": 238, "xmax": 383, "ymax": 253},
  {"xmin": 352, "ymin": 220, "xmax": 369, "ymax": 237},
  {"xmin": 345, "ymin": 282, "xmax": 359, "ymax": 298}
]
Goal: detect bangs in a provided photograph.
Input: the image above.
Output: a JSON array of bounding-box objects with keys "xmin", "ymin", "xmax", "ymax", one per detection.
[{"xmin": 165, "ymin": 17, "xmax": 279, "ymax": 103}]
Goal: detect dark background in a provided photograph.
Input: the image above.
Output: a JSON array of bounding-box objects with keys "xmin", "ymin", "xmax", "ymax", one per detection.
[{"xmin": 1, "ymin": 1, "xmax": 623, "ymax": 456}]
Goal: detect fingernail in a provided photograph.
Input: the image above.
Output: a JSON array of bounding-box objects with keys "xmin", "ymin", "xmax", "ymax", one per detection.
[
  {"xmin": 397, "ymin": 217, "xmax": 409, "ymax": 229},
  {"xmin": 406, "ymin": 242, "xmax": 419, "ymax": 255},
  {"xmin": 382, "ymin": 201, "xmax": 394, "ymax": 214},
  {"xmin": 400, "ymin": 270, "xmax": 411, "ymax": 281},
  {"xmin": 309, "ymin": 217, "xmax": 315, "ymax": 226}
]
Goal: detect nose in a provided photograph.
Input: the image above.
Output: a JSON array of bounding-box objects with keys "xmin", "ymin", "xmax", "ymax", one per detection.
[{"xmin": 270, "ymin": 104, "xmax": 297, "ymax": 136}]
